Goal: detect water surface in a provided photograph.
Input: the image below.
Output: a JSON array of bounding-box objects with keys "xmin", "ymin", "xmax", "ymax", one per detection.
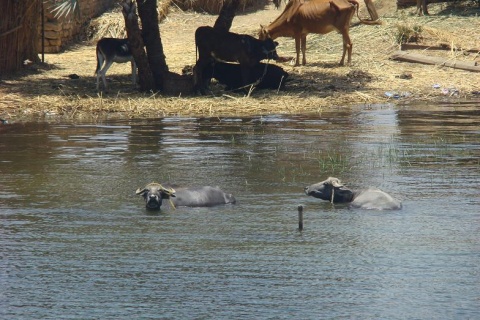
[{"xmin": 1, "ymin": 102, "xmax": 479, "ymax": 319}]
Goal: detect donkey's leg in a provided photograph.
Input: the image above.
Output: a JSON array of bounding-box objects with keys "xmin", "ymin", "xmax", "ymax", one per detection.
[
  {"xmin": 99, "ymin": 60, "xmax": 114, "ymax": 91},
  {"xmin": 96, "ymin": 53, "xmax": 105, "ymax": 91}
]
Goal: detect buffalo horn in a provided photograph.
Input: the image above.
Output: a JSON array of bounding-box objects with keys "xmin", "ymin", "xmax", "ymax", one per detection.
[
  {"xmin": 329, "ymin": 177, "xmax": 343, "ymax": 188},
  {"xmin": 160, "ymin": 185, "xmax": 176, "ymax": 197},
  {"xmin": 135, "ymin": 188, "xmax": 147, "ymax": 195}
]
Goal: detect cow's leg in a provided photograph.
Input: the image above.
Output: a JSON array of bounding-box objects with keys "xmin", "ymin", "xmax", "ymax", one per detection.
[
  {"xmin": 415, "ymin": 0, "xmax": 422, "ymax": 15},
  {"xmin": 193, "ymin": 64, "xmax": 201, "ymax": 93},
  {"xmin": 240, "ymin": 66, "xmax": 251, "ymax": 93},
  {"xmin": 294, "ymin": 36, "xmax": 301, "ymax": 67},
  {"xmin": 130, "ymin": 60, "xmax": 137, "ymax": 87},
  {"xmin": 422, "ymin": 0, "xmax": 429, "ymax": 15},
  {"xmin": 340, "ymin": 31, "xmax": 352, "ymax": 66},
  {"xmin": 203, "ymin": 59, "xmax": 217, "ymax": 93},
  {"xmin": 347, "ymin": 39, "xmax": 353, "ymax": 65},
  {"xmin": 193, "ymin": 61, "xmax": 203, "ymax": 94},
  {"xmin": 416, "ymin": 0, "xmax": 429, "ymax": 16},
  {"xmin": 194, "ymin": 58, "xmax": 210, "ymax": 95},
  {"xmin": 301, "ymin": 34, "xmax": 307, "ymax": 65}
]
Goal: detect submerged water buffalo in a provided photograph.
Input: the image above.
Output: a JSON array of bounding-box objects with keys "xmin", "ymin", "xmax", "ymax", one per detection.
[
  {"xmin": 136, "ymin": 182, "xmax": 236, "ymax": 210},
  {"xmin": 304, "ymin": 177, "xmax": 402, "ymax": 210}
]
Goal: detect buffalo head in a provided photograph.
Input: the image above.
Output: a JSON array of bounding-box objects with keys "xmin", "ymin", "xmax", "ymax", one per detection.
[
  {"xmin": 304, "ymin": 177, "xmax": 354, "ymax": 203},
  {"xmin": 136, "ymin": 182, "xmax": 176, "ymax": 210}
]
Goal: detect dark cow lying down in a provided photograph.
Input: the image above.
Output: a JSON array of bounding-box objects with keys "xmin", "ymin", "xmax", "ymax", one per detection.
[
  {"xmin": 203, "ymin": 61, "xmax": 289, "ymax": 92},
  {"xmin": 304, "ymin": 177, "xmax": 402, "ymax": 210},
  {"xmin": 136, "ymin": 182, "xmax": 236, "ymax": 210},
  {"xmin": 194, "ymin": 26, "xmax": 279, "ymax": 94}
]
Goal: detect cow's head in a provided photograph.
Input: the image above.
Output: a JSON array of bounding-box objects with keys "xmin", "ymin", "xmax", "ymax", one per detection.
[
  {"xmin": 258, "ymin": 27, "xmax": 279, "ymax": 61},
  {"xmin": 258, "ymin": 25, "xmax": 270, "ymax": 40},
  {"xmin": 263, "ymin": 38, "xmax": 278, "ymax": 60},
  {"xmin": 304, "ymin": 177, "xmax": 354, "ymax": 203},
  {"xmin": 261, "ymin": 38, "xmax": 278, "ymax": 60},
  {"xmin": 136, "ymin": 182, "xmax": 176, "ymax": 210}
]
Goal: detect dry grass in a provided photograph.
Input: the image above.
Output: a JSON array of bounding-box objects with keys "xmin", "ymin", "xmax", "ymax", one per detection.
[{"xmin": 1, "ymin": 1, "xmax": 479, "ymax": 121}]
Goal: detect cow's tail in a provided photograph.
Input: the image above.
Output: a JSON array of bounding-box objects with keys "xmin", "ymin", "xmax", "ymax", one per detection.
[
  {"xmin": 348, "ymin": 0, "xmax": 383, "ymax": 25},
  {"xmin": 195, "ymin": 41, "xmax": 198, "ymax": 62},
  {"xmin": 194, "ymin": 32, "xmax": 199, "ymax": 62}
]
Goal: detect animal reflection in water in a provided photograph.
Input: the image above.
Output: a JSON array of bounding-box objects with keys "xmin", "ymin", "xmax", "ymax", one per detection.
[
  {"xmin": 304, "ymin": 177, "xmax": 402, "ymax": 210},
  {"xmin": 136, "ymin": 182, "xmax": 236, "ymax": 210}
]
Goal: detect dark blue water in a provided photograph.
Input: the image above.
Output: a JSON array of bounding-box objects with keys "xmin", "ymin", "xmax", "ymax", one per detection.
[{"xmin": 1, "ymin": 103, "xmax": 479, "ymax": 319}]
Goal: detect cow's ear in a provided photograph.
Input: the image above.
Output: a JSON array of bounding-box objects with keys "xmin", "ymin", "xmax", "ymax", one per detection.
[{"xmin": 274, "ymin": 41, "xmax": 279, "ymax": 47}]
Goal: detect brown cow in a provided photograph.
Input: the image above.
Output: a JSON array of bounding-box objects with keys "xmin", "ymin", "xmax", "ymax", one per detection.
[
  {"xmin": 259, "ymin": 0, "xmax": 375, "ymax": 66},
  {"xmin": 194, "ymin": 26, "xmax": 279, "ymax": 94}
]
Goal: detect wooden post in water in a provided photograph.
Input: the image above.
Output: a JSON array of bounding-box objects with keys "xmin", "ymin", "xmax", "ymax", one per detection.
[{"xmin": 298, "ymin": 205, "xmax": 304, "ymax": 231}]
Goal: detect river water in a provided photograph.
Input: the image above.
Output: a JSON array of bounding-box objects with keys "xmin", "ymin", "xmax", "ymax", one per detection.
[{"xmin": 1, "ymin": 102, "xmax": 479, "ymax": 319}]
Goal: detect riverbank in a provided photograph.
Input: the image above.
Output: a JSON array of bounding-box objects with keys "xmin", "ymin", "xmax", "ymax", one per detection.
[{"xmin": 1, "ymin": 1, "xmax": 479, "ymax": 121}]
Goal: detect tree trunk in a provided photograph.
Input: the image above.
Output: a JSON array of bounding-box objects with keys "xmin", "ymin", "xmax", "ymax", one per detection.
[
  {"xmin": 213, "ymin": 0, "xmax": 241, "ymax": 33},
  {"xmin": 0, "ymin": 0, "xmax": 41, "ymax": 74},
  {"xmin": 121, "ymin": 0, "xmax": 155, "ymax": 92},
  {"xmin": 137, "ymin": 0, "xmax": 168, "ymax": 91}
]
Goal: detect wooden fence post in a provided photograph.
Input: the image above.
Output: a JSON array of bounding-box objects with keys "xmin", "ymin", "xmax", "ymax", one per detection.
[{"xmin": 298, "ymin": 205, "xmax": 304, "ymax": 231}]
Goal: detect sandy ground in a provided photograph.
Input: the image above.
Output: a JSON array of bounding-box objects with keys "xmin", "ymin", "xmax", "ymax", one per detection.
[{"xmin": 1, "ymin": 0, "xmax": 479, "ymax": 120}]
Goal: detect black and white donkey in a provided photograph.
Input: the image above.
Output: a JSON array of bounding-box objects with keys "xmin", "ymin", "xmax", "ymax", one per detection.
[{"xmin": 94, "ymin": 38, "xmax": 136, "ymax": 91}]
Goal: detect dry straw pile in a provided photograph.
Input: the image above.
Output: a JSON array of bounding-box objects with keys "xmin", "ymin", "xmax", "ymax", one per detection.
[
  {"xmin": 88, "ymin": 0, "xmax": 173, "ymax": 40},
  {"xmin": 174, "ymin": 0, "xmax": 266, "ymax": 14}
]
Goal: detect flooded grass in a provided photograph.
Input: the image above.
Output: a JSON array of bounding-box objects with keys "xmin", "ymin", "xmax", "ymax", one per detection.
[
  {"xmin": 296, "ymin": 134, "xmax": 480, "ymax": 182},
  {"xmin": 316, "ymin": 151, "xmax": 351, "ymax": 175}
]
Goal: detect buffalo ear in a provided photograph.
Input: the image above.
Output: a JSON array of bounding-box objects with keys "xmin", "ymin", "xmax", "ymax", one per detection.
[{"xmin": 335, "ymin": 187, "xmax": 354, "ymax": 202}]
